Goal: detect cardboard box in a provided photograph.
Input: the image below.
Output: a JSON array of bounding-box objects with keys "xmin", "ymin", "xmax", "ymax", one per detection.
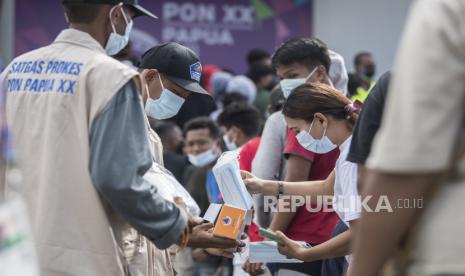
[
  {"xmin": 214, "ymin": 204, "xmax": 246, "ymax": 240},
  {"xmin": 206, "ymin": 204, "xmax": 246, "ymax": 240}
]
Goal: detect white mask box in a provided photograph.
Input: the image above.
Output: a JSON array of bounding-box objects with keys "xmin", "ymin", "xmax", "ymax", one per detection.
[{"xmin": 212, "ymin": 151, "xmax": 254, "ymax": 210}]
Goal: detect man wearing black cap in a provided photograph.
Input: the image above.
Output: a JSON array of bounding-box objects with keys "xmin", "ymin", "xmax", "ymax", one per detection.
[
  {"xmin": 137, "ymin": 42, "xmax": 217, "ymax": 276},
  {"xmin": 138, "ymin": 42, "xmax": 209, "ymax": 121},
  {"xmin": 1, "ymin": 1, "xmax": 240, "ymax": 276}
]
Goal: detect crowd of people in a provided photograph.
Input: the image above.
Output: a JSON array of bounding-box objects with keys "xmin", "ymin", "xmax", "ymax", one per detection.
[{"xmin": 1, "ymin": 0, "xmax": 465, "ymax": 276}]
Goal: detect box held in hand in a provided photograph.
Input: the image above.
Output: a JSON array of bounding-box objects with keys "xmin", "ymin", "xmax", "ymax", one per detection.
[{"xmin": 212, "ymin": 151, "xmax": 253, "ymax": 210}]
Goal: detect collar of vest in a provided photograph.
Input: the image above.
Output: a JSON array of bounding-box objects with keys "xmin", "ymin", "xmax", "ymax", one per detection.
[{"xmin": 54, "ymin": 29, "xmax": 106, "ymax": 54}]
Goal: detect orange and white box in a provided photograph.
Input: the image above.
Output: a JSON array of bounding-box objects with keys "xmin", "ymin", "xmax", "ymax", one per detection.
[{"xmin": 212, "ymin": 204, "xmax": 246, "ymax": 240}]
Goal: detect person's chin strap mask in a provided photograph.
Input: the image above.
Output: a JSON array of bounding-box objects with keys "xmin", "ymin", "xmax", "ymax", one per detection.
[
  {"xmin": 145, "ymin": 73, "xmax": 185, "ymax": 120},
  {"xmin": 188, "ymin": 148, "xmax": 218, "ymax": 167},
  {"xmin": 105, "ymin": 3, "xmax": 133, "ymax": 55}
]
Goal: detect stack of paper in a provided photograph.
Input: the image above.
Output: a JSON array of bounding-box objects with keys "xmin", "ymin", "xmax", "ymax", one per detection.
[
  {"xmin": 249, "ymin": 241, "xmax": 304, "ymax": 264},
  {"xmin": 212, "ymin": 151, "xmax": 253, "ymax": 210}
]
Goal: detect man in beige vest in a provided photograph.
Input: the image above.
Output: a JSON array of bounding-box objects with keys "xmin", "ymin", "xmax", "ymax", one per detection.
[{"xmin": 1, "ymin": 1, "xmax": 239, "ymax": 275}]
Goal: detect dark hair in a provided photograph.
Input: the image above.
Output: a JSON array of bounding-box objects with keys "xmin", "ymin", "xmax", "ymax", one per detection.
[
  {"xmin": 217, "ymin": 102, "xmax": 261, "ymax": 137},
  {"xmin": 272, "ymin": 37, "xmax": 330, "ymax": 73},
  {"xmin": 247, "ymin": 48, "xmax": 270, "ymax": 66},
  {"xmin": 222, "ymin": 92, "xmax": 247, "ymax": 107},
  {"xmin": 183, "ymin": 117, "xmax": 220, "ymax": 139},
  {"xmin": 354, "ymin": 52, "xmax": 372, "ymax": 67},
  {"xmin": 347, "ymin": 73, "xmax": 363, "ymax": 97},
  {"xmin": 269, "ymin": 85, "xmax": 285, "ymax": 113},
  {"xmin": 246, "ymin": 63, "xmax": 274, "ymax": 84},
  {"xmin": 63, "ymin": 3, "xmax": 104, "ymax": 24},
  {"xmin": 154, "ymin": 121, "xmax": 179, "ymax": 140},
  {"xmin": 283, "ymin": 83, "xmax": 358, "ymax": 128}
]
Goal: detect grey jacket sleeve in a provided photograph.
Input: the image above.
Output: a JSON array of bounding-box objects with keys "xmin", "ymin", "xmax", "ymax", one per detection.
[
  {"xmin": 251, "ymin": 111, "xmax": 287, "ymax": 227},
  {"xmin": 89, "ymin": 80, "xmax": 187, "ymax": 249}
]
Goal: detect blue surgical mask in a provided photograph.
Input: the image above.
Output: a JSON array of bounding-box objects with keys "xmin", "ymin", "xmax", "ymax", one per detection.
[
  {"xmin": 280, "ymin": 67, "xmax": 318, "ymax": 98},
  {"xmin": 145, "ymin": 74, "xmax": 185, "ymax": 120},
  {"xmin": 188, "ymin": 149, "xmax": 218, "ymax": 167},
  {"xmin": 223, "ymin": 134, "xmax": 237, "ymax": 151},
  {"xmin": 105, "ymin": 5, "xmax": 133, "ymax": 56},
  {"xmin": 296, "ymin": 119, "xmax": 337, "ymax": 154}
]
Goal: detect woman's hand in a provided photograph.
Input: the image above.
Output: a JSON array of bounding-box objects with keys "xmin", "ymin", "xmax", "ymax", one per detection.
[
  {"xmin": 276, "ymin": 231, "xmax": 306, "ymax": 260},
  {"xmin": 240, "ymin": 170, "xmax": 271, "ymax": 194}
]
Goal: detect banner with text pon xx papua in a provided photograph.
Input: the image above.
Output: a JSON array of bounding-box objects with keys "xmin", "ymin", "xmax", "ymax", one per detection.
[{"xmin": 15, "ymin": 0, "xmax": 313, "ymax": 74}]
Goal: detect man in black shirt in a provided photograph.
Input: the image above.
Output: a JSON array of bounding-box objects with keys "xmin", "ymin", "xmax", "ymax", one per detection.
[{"xmin": 347, "ymin": 71, "xmax": 391, "ymax": 189}]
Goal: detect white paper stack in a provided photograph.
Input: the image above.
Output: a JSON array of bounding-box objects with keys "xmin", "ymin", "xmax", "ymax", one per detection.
[
  {"xmin": 212, "ymin": 151, "xmax": 253, "ymax": 210},
  {"xmin": 249, "ymin": 241, "xmax": 304, "ymax": 264}
]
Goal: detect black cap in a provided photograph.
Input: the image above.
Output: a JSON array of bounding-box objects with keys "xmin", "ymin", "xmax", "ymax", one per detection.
[
  {"xmin": 139, "ymin": 42, "xmax": 208, "ymax": 95},
  {"xmin": 62, "ymin": 0, "xmax": 157, "ymax": 19}
]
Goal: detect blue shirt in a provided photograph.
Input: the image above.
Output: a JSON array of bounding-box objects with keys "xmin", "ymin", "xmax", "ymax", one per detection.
[{"xmin": 206, "ymin": 170, "xmax": 222, "ymax": 203}]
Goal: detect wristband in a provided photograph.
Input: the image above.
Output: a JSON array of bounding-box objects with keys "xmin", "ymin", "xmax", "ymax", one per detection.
[{"xmin": 277, "ymin": 181, "xmax": 284, "ymax": 199}]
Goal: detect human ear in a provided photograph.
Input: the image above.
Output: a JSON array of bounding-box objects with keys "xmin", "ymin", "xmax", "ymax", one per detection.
[
  {"xmin": 145, "ymin": 69, "xmax": 159, "ymax": 84},
  {"xmin": 316, "ymin": 66, "xmax": 327, "ymax": 82},
  {"xmin": 314, "ymin": 112, "xmax": 328, "ymax": 128}
]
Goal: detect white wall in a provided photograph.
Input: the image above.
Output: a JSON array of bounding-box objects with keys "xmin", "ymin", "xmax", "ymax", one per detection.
[{"xmin": 313, "ymin": 0, "xmax": 413, "ymax": 77}]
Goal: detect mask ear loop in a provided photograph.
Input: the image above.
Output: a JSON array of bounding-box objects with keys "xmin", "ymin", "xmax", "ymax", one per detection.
[
  {"xmin": 322, "ymin": 123, "xmax": 327, "ymax": 138},
  {"xmin": 307, "ymin": 119, "xmax": 315, "ymax": 136},
  {"xmin": 144, "ymin": 83, "xmax": 151, "ymax": 100},
  {"xmin": 108, "ymin": 3, "xmax": 129, "ymax": 34},
  {"xmin": 143, "ymin": 71, "xmax": 154, "ymax": 100},
  {"xmin": 309, "ymin": 117, "xmax": 327, "ymax": 139},
  {"xmin": 145, "ymin": 72, "xmax": 164, "ymax": 102},
  {"xmin": 157, "ymin": 73, "xmax": 166, "ymax": 91},
  {"xmin": 119, "ymin": 4, "xmax": 130, "ymax": 25},
  {"xmin": 326, "ymin": 75, "xmax": 334, "ymax": 88},
  {"xmin": 305, "ymin": 66, "xmax": 319, "ymax": 81}
]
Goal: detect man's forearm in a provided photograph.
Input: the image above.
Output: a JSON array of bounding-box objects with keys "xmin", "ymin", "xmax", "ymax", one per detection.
[{"xmin": 348, "ymin": 170, "xmax": 438, "ymax": 276}]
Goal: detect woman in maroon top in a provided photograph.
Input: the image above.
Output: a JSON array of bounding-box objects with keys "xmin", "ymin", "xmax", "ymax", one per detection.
[{"xmin": 283, "ymin": 129, "xmax": 340, "ymax": 244}]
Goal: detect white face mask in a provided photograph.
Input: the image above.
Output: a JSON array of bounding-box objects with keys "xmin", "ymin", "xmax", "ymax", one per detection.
[
  {"xmin": 223, "ymin": 134, "xmax": 237, "ymax": 151},
  {"xmin": 188, "ymin": 148, "xmax": 218, "ymax": 167},
  {"xmin": 280, "ymin": 66, "xmax": 318, "ymax": 98},
  {"xmin": 296, "ymin": 119, "xmax": 337, "ymax": 154},
  {"xmin": 145, "ymin": 74, "xmax": 185, "ymax": 120},
  {"xmin": 105, "ymin": 5, "xmax": 133, "ymax": 56}
]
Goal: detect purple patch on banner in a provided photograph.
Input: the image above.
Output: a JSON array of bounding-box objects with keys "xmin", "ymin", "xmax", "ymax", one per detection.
[{"xmin": 15, "ymin": 0, "xmax": 313, "ymax": 74}]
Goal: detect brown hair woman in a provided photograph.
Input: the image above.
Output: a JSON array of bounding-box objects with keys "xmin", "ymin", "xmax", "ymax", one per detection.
[{"xmin": 242, "ymin": 83, "xmax": 362, "ymax": 269}]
